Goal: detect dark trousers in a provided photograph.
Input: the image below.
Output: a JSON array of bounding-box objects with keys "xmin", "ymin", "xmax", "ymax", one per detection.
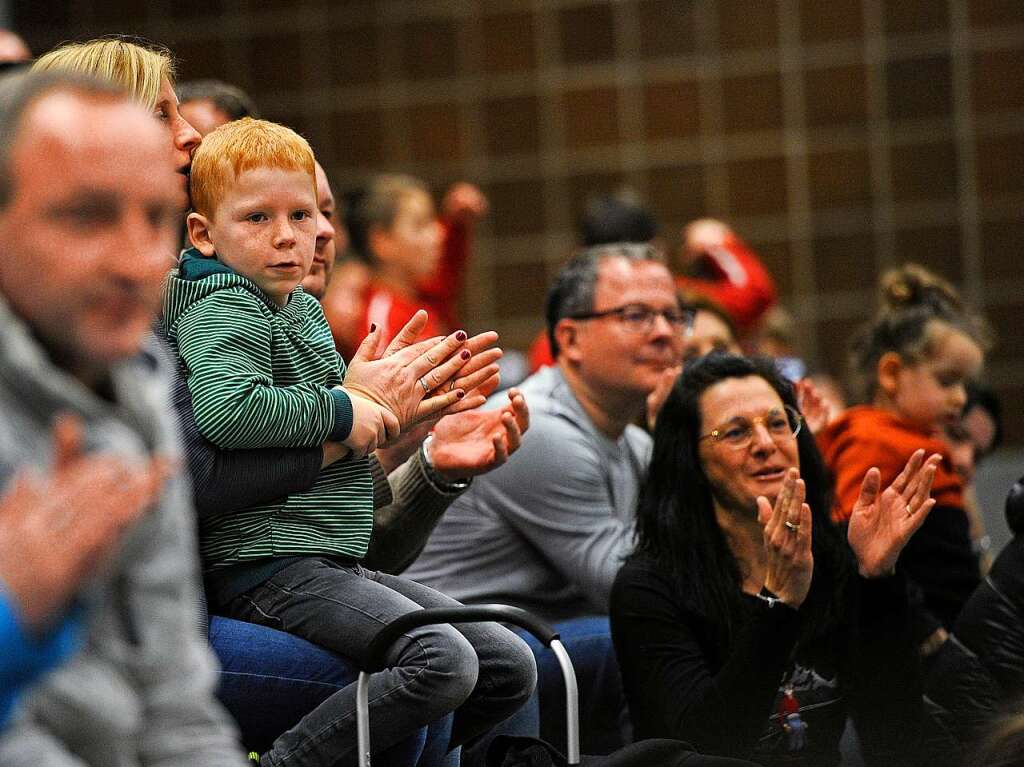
[{"xmin": 223, "ymin": 558, "xmax": 537, "ymax": 767}]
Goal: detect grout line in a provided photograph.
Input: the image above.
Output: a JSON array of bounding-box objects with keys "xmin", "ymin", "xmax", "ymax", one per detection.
[
  {"xmin": 862, "ymin": 0, "xmax": 895, "ymax": 273},
  {"xmin": 948, "ymin": 0, "xmax": 984, "ymax": 308},
  {"xmin": 778, "ymin": 0, "xmax": 817, "ymax": 361}
]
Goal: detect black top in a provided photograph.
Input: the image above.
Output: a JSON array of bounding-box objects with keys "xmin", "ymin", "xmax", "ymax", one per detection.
[
  {"xmin": 899, "ymin": 504, "xmax": 981, "ymax": 633},
  {"xmin": 610, "ymin": 554, "xmax": 924, "ymax": 767},
  {"xmin": 956, "ymin": 535, "xmax": 1024, "ymax": 700}
]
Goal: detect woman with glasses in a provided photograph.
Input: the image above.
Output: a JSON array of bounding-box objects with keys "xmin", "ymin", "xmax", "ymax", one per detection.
[{"xmin": 610, "ymin": 354, "xmax": 940, "ymax": 766}]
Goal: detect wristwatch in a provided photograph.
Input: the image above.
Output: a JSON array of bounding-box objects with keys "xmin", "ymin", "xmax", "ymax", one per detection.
[{"xmin": 420, "ymin": 435, "xmax": 471, "ymax": 492}]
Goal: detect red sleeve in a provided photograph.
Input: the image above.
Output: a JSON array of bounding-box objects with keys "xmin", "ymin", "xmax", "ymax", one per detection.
[
  {"xmin": 363, "ymin": 283, "xmax": 446, "ymax": 347},
  {"xmin": 416, "ymin": 217, "xmax": 471, "ymax": 330},
  {"xmin": 819, "ymin": 408, "xmax": 963, "ymax": 522},
  {"xmin": 676, "ymin": 233, "xmax": 777, "ymax": 332}
]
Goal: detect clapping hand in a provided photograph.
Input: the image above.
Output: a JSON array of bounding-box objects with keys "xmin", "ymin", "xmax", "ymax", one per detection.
[
  {"xmin": 794, "ymin": 378, "xmax": 834, "ymax": 435},
  {"xmin": 345, "ymin": 311, "xmax": 504, "ymax": 434},
  {"xmin": 343, "ymin": 312, "xmax": 472, "ymax": 431},
  {"xmin": 756, "ymin": 468, "xmax": 814, "ymax": 609},
  {"xmin": 646, "ymin": 366, "xmax": 681, "ymax": 431},
  {"xmin": 848, "ymin": 449, "xmax": 940, "ymax": 578},
  {"xmin": 0, "ymin": 415, "xmax": 170, "ymax": 631},
  {"xmin": 429, "ymin": 330, "xmax": 503, "ymax": 416},
  {"xmin": 428, "ymin": 388, "xmax": 529, "ymax": 481}
]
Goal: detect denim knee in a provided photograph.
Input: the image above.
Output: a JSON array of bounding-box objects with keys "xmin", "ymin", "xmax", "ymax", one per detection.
[
  {"xmin": 488, "ymin": 626, "xmax": 538, "ymax": 711},
  {"xmin": 396, "ymin": 623, "xmax": 479, "ymax": 716}
]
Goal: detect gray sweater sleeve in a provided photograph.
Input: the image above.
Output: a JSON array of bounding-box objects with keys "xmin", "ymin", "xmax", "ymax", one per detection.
[
  {"xmin": 363, "ymin": 448, "xmax": 470, "ymax": 575},
  {"xmin": 0, "ymin": 473, "xmax": 247, "ymax": 766},
  {"xmin": 125, "ymin": 473, "xmax": 248, "ymax": 764}
]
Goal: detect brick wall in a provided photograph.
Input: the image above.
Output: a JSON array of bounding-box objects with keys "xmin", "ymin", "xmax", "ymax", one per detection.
[{"xmin": 15, "ymin": 0, "xmax": 1024, "ymax": 440}]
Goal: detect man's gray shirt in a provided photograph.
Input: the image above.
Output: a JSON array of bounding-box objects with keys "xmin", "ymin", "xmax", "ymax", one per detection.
[{"xmin": 405, "ymin": 365, "xmax": 650, "ymax": 621}]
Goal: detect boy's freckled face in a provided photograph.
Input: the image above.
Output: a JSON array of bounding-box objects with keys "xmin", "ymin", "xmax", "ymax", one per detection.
[{"xmin": 204, "ymin": 167, "xmax": 317, "ymax": 306}]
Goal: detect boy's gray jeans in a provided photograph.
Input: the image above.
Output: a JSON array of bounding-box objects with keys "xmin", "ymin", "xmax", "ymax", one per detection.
[{"xmin": 222, "ymin": 557, "xmax": 538, "ymax": 767}]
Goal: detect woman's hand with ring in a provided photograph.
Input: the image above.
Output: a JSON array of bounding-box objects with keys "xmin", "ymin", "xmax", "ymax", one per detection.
[
  {"xmin": 848, "ymin": 449, "xmax": 940, "ymax": 578},
  {"xmin": 427, "ymin": 331, "xmax": 503, "ymax": 416},
  {"xmin": 757, "ymin": 468, "xmax": 814, "ymax": 609},
  {"xmin": 343, "ymin": 311, "xmax": 475, "ymax": 433}
]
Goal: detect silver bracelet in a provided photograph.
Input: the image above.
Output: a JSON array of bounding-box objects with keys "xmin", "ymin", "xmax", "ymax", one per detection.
[{"xmin": 754, "ymin": 587, "xmax": 781, "ymax": 609}]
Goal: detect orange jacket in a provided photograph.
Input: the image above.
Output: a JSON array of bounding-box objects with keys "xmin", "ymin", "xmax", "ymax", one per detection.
[{"xmin": 817, "ymin": 406, "xmax": 962, "ymax": 523}]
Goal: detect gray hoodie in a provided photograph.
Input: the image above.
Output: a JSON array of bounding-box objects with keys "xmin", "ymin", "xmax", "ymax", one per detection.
[{"xmin": 0, "ymin": 295, "xmax": 245, "ymax": 766}]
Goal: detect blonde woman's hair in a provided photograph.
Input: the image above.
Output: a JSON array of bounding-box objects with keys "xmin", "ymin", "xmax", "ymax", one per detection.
[
  {"xmin": 32, "ymin": 37, "xmax": 174, "ymax": 110},
  {"xmin": 189, "ymin": 117, "xmax": 315, "ymax": 218}
]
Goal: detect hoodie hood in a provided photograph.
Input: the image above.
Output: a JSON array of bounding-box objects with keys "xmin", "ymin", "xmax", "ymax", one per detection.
[{"xmin": 162, "ymin": 247, "xmax": 306, "ymax": 332}]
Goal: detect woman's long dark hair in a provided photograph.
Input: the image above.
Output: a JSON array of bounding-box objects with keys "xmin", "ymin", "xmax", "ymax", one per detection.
[{"xmin": 632, "ymin": 354, "xmax": 850, "ymax": 648}]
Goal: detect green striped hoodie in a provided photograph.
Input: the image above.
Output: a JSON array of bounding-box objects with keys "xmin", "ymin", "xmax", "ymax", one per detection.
[{"xmin": 162, "ymin": 248, "xmax": 374, "ymax": 568}]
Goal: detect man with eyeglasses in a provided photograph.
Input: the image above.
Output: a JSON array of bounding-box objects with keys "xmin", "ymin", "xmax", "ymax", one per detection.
[{"xmin": 405, "ymin": 243, "xmax": 689, "ymax": 756}]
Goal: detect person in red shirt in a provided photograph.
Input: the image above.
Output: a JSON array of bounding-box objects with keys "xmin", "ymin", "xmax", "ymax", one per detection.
[
  {"xmin": 818, "ymin": 264, "xmax": 988, "ymax": 642},
  {"xmin": 676, "ymin": 218, "xmax": 777, "ymax": 335},
  {"xmin": 339, "ymin": 175, "xmax": 487, "ymax": 360}
]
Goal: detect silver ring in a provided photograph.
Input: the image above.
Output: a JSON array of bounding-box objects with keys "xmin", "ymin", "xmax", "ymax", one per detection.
[
  {"xmin": 418, "ymin": 377, "xmax": 430, "ymax": 393},
  {"xmin": 449, "ymin": 379, "xmax": 456, "ymax": 392},
  {"xmin": 784, "ymin": 520, "xmax": 800, "ymax": 532}
]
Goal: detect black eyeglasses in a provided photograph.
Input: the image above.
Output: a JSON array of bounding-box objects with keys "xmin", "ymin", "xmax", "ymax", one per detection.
[{"xmin": 568, "ymin": 304, "xmax": 695, "ymax": 335}]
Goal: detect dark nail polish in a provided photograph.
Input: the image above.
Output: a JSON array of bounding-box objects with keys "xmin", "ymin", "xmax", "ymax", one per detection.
[
  {"xmin": 456, "ymin": 390, "xmax": 465, "ymax": 399},
  {"xmin": 456, "ymin": 331, "xmax": 467, "ymax": 341},
  {"xmin": 461, "ymin": 350, "xmax": 471, "ymax": 360},
  {"xmin": 370, "ymin": 323, "xmax": 377, "ymax": 333}
]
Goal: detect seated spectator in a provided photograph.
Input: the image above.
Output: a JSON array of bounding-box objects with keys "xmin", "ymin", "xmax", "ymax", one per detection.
[
  {"xmin": 177, "ymin": 78, "xmax": 259, "ymax": 136},
  {"xmin": 406, "ymin": 243, "xmax": 690, "ymax": 754},
  {"xmin": 680, "ymin": 293, "xmax": 742, "ymax": 364},
  {"xmin": 0, "ymin": 65, "xmax": 244, "ymax": 763},
  {"xmin": 956, "ymin": 476, "xmax": 1024, "ymax": 701},
  {"xmin": 186, "ymin": 157, "xmax": 524, "ymax": 766},
  {"xmin": 676, "ymin": 218, "xmax": 777, "ymax": 336},
  {"xmin": 819, "ymin": 265, "xmax": 988, "ymax": 637},
  {"xmin": 162, "ymin": 117, "xmax": 534, "ymax": 765},
  {"xmin": 341, "ymin": 175, "xmax": 486, "ymax": 360},
  {"xmin": 611, "ymin": 353, "xmax": 936, "ymax": 766}
]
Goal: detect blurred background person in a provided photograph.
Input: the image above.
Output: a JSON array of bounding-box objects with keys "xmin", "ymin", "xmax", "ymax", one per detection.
[{"xmin": 177, "ymin": 78, "xmax": 259, "ymax": 136}]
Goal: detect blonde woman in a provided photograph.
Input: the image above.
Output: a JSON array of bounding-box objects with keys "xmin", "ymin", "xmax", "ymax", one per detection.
[{"xmin": 33, "ymin": 37, "xmax": 200, "ymax": 208}]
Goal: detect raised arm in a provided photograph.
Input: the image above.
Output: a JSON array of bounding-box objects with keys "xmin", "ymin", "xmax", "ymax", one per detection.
[{"xmin": 676, "ymin": 219, "xmax": 777, "ymax": 332}]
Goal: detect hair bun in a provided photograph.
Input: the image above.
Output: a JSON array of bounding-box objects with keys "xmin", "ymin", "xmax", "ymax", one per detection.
[{"xmin": 880, "ymin": 263, "xmax": 962, "ymax": 312}]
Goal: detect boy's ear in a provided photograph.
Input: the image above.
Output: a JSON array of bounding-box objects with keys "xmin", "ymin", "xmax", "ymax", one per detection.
[
  {"xmin": 186, "ymin": 212, "xmax": 217, "ymax": 257},
  {"xmin": 554, "ymin": 319, "xmax": 582, "ymax": 364},
  {"xmin": 877, "ymin": 351, "xmax": 903, "ymax": 396}
]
